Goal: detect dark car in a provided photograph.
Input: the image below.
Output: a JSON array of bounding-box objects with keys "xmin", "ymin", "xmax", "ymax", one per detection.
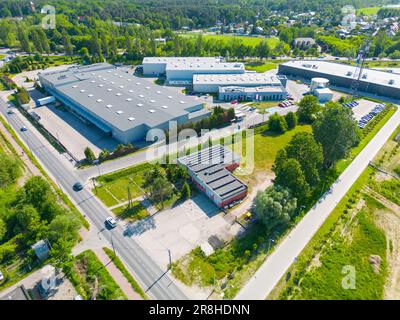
[{"xmin": 72, "ymin": 182, "xmax": 83, "ymax": 191}]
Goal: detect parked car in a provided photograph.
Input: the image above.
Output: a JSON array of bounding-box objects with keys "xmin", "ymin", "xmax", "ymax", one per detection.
[
  {"xmin": 7, "ymin": 109, "xmax": 14, "ymax": 115},
  {"xmin": 231, "ymin": 99, "xmax": 238, "ymax": 104},
  {"xmin": 105, "ymin": 216, "xmax": 117, "ymax": 228},
  {"xmin": 20, "ymin": 126, "xmax": 27, "ymax": 132},
  {"xmin": 72, "ymin": 182, "xmax": 83, "ymax": 191}
]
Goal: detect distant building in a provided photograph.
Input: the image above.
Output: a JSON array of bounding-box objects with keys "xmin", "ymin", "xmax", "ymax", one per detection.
[
  {"xmin": 193, "ymin": 73, "xmax": 287, "ymax": 93},
  {"xmin": 293, "ymin": 37, "xmax": 316, "ymax": 49},
  {"xmin": 178, "ymin": 145, "xmax": 247, "ymax": 208},
  {"xmin": 218, "ymin": 85, "xmax": 287, "ymax": 102}
]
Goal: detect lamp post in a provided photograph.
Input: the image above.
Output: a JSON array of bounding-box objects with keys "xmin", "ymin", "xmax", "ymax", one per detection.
[{"xmin": 268, "ymin": 238, "xmax": 275, "ymax": 252}]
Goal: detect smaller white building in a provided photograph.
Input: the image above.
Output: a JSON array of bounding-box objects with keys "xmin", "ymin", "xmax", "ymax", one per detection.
[
  {"xmin": 218, "ymin": 85, "xmax": 287, "ymax": 102},
  {"xmin": 193, "ymin": 73, "xmax": 287, "ymax": 93},
  {"xmin": 314, "ymin": 87, "xmax": 333, "ymax": 102}
]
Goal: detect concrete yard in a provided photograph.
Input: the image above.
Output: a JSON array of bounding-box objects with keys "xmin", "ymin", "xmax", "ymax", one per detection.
[
  {"xmin": 123, "ymin": 194, "xmax": 243, "ymax": 268},
  {"xmin": 352, "ymin": 98, "xmax": 382, "ymax": 121},
  {"xmin": 34, "ymin": 104, "xmax": 118, "ymax": 160}
]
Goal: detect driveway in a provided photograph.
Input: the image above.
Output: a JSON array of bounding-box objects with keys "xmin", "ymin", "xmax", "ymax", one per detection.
[{"xmin": 123, "ymin": 194, "xmax": 242, "ymax": 268}]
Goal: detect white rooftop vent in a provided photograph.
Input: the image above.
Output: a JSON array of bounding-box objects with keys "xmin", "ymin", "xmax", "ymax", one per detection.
[
  {"xmin": 149, "ymin": 109, "xmax": 155, "ymax": 113},
  {"xmin": 156, "ymin": 91, "xmax": 161, "ymax": 94},
  {"xmin": 111, "ymin": 81, "xmax": 115, "ymax": 84},
  {"xmin": 168, "ymin": 96, "xmax": 173, "ymax": 99},
  {"xmin": 128, "ymin": 117, "xmax": 135, "ymax": 121},
  {"xmin": 180, "ymin": 100, "xmax": 185, "ymax": 104},
  {"xmin": 119, "ymin": 85, "xmax": 124, "ymax": 88},
  {"xmin": 107, "ymin": 70, "xmax": 111, "ymax": 73},
  {"xmin": 137, "ymin": 103, "xmax": 143, "ymax": 107},
  {"xmin": 150, "ymin": 99, "xmax": 156, "ymax": 103},
  {"xmin": 146, "ymin": 86, "xmax": 150, "ymax": 89},
  {"xmin": 106, "ymin": 104, "xmax": 112, "ymax": 108},
  {"xmin": 136, "ymin": 82, "xmax": 140, "ymax": 85},
  {"xmin": 107, "ymin": 88, "xmax": 112, "ymax": 91},
  {"xmin": 102, "ymin": 78, "xmax": 107, "ymax": 81},
  {"xmin": 129, "ymin": 90, "xmax": 134, "ymax": 93},
  {"xmin": 116, "ymin": 93, "xmax": 122, "ymax": 96},
  {"xmin": 80, "ymin": 89, "xmax": 86, "ymax": 93},
  {"xmin": 98, "ymin": 84, "xmax": 104, "ymax": 87},
  {"xmin": 91, "ymin": 73, "xmax": 95, "ymax": 75},
  {"xmin": 72, "ymin": 85, "xmax": 77, "ymax": 88},
  {"xmin": 161, "ymin": 105, "xmax": 168, "ymax": 109},
  {"xmin": 119, "ymin": 75, "xmax": 123, "ymax": 78},
  {"xmin": 114, "ymin": 73, "xmax": 118, "ymax": 76},
  {"xmin": 96, "ymin": 99, "xmax": 102, "ymax": 103},
  {"xmin": 116, "ymin": 110, "xmax": 124, "ymax": 114},
  {"xmin": 91, "ymin": 80, "xmax": 96, "ymax": 83},
  {"xmin": 139, "ymin": 94, "xmax": 144, "ymax": 98},
  {"xmin": 88, "ymin": 94, "xmax": 94, "ymax": 97},
  {"xmin": 126, "ymin": 98, "xmax": 132, "ymax": 102},
  {"xmin": 127, "ymin": 79, "xmax": 132, "ymax": 82}
]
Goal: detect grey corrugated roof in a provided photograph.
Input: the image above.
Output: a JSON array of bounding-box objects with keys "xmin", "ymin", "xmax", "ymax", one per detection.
[
  {"xmin": 219, "ymin": 85, "xmax": 286, "ymax": 93},
  {"xmin": 39, "ymin": 63, "xmax": 206, "ymax": 132},
  {"xmin": 193, "ymin": 73, "xmax": 283, "ymax": 85},
  {"xmin": 178, "ymin": 144, "xmax": 239, "ymax": 167}
]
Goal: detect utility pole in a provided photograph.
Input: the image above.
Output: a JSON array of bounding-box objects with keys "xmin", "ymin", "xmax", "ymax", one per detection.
[
  {"xmin": 167, "ymin": 249, "xmax": 172, "ymax": 270},
  {"xmin": 111, "ymin": 233, "xmax": 116, "ymax": 256},
  {"xmin": 127, "ymin": 186, "xmax": 132, "ymax": 209}
]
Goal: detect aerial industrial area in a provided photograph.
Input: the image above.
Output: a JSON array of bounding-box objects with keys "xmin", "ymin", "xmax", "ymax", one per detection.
[{"xmin": 0, "ymin": 0, "xmax": 400, "ymax": 311}]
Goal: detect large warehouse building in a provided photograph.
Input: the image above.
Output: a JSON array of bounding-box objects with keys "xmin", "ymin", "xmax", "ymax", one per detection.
[
  {"xmin": 142, "ymin": 56, "xmax": 245, "ymax": 84},
  {"xmin": 279, "ymin": 60, "xmax": 400, "ymax": 100},
  {"xmin": 178, "ymin": 145, "xmax": 247, "ymax": 208},
  {"xmin": 38, "ymin": 63, "xmax": 211, "ymax": 144},
  {"xmin": 193, "ymin": 73, "xmax": 288, "ymax": 93}
]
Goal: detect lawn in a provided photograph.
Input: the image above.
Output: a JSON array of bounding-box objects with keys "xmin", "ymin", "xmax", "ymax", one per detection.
[
  {"xmin": 228, "ymin": 124, "xmax": 312, "ymax": 188},
  {"xmin": 67, "ymin": 250, "xmax": 127, "ymax": 300},
  {"xmin": 95, "ymin": 162, "xmax": 150, "ymax": 207},
  {"xmin": 180, "ymin": 33, "xmax": 280, "ymax": 48},
  {"xmin": 112, "ymin": 200, "xmax": 149, "ymax": 222},
  {"xmin": 251, "ymin": 101, "xmax": 280, "ymax": 109},
  {"xmin": 356, "ymin": 7, "xmax": 381, "ymax": 15},
  {"xmin": 245, "ymin": 60, "xmax": 287, "ymax": 72}
]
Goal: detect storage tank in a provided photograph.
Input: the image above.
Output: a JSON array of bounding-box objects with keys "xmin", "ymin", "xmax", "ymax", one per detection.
[{"xmin": 310, "ymin": 77, "xmax": 329, "ymax": 91}]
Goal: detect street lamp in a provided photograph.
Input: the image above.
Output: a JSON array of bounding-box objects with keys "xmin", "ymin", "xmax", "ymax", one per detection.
[{"xmin": 268, "ymin": 238, "xmax": 275, "ymax": 252}]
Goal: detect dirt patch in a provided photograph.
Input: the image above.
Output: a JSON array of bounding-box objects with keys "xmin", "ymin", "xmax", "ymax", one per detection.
[{"xmin": 369, "ymin": 255, "xmax": 382, "ymax": 274}]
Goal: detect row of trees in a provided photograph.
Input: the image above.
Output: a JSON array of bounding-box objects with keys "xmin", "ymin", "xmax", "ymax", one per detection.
[{"xmin": 255, "ymin": 101, "xmax": 361, "ymax": 233}]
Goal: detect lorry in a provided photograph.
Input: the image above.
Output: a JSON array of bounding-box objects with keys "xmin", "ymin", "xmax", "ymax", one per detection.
[{"xmin": 36, "ymin": 96, "xmax": 56, "ymax": 107}]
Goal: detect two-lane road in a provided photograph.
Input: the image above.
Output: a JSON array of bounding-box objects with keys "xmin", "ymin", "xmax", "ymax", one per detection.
[{"xmin": 0, "ymin": 99, "xmax": 187, "ymax": 300}]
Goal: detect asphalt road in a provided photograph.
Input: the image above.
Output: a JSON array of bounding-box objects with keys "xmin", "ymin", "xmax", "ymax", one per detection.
[
  {"xmin": 236, "ymin": 105, "xmax": 400, "ymax": 300},
  {"xmin": 0, "ymin": 99, "xmax": 187, "ymax": 300}
]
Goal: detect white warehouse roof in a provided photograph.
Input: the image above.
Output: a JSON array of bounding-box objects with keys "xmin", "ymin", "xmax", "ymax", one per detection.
[
  {"xmin": 281, "ymin": 60, "xmax": 400, "ymax": 89},
  {"xmin": 193, "ymin": 73, "xmax": 283, "ymax": 86},
  {"xmin": 143, "ymin": 56, "xmax": 221, "ymax": 65}
]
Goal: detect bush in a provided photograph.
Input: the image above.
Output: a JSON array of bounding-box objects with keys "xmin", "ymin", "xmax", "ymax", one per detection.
[
  {"xmin": 268, "ymin": 113, "xmax": 288, "ymax": 133},
  {"xmin": 285, "ymin": 112, "xmax": 298, "ymax": 129}
]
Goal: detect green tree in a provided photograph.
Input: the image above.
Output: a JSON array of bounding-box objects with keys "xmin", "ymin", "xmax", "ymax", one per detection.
[
  {"xmin": 312, "ymin": 103, "xmax": 361, "ymax": 168},
  {"xmin": 62, "ymin": 29, "xmax": 74, "ymax": 55},
  {"xmin": 180, "ymin": 182, "xmax": 191, "ymax": 200},
  {"xmin": 284, "ymin": 132, "xmax": 323, "ymax": 186},
  {"xmin": 17, "ymin": 25, "xmax": 30, "ymax": 52},
  {"xmin": 284, "ymin": 111, "xmax": 298, "ymax": 129},
  {"xmin": 48, "ymin": 214, "xmax": 80, "ymax": 244},
  {"xmin": 297, "ymin": 95, "xmax": 321, "ymax": 123},
  {"xmin": 0, "ymin": 218, "xmax": 6, "ymax": 242},
  {"xmin": 268, "ymin": 113, "xmax": 288, "ymax": 133},
  {"xmin": 0, "ymin": 153, "xmax": 20, "ymax": 187},
  {"xmin": 13, "ymin": 205, "xmax": 42, "ymax": 235},
  {"xmin": 17, "ymin": 176, "xmax": 52, "ymax": 212},
  {"xmin": 274, "ymin": 158, "xmax": 311, "ymax": 202},
  {"xmin": 148, "ymin": 176, "xmax": 173, "ymax": 208},
  {"xmin": 84, "ymin": 147, "xmax": 96, "ymax": 162},
  {"xmin": 254, "ymin": 185, "xmax": 297, "ymax": 232}
]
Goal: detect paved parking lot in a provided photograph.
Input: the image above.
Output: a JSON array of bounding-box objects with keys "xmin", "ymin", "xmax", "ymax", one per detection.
[
  {"xmin": 351, "ymin": 98, "xmax": 382, "ymax": 121},
  {"xmin": 123, "ymin": 194, "xmax": 242, "ymax": 268},
  {"xmin": 34, "ymin": 104, "xmax": 118, "ymax": 160}
]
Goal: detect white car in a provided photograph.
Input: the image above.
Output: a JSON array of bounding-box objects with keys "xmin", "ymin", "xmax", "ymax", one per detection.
[
  {"xmin": 105, "ymin": 216, "xmax": 117, "ymax": 228},
  {"xmin": 0, "ymin": 270, "xmax": 4, "ymax": 281}
]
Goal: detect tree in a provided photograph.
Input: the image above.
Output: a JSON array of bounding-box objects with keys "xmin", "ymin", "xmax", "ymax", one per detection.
[
  {"xmin": 0, "ymin": 153, "xmax": 20, "ymax": 188},
  {"xmin": 297, "ymin": 95, "xmax": 321, "ymax": 123},
  {"xmin": 84, "ymin": 147, "xmax": 96, "ymax": 162},
  {"xmin": 274, "ymin": 158, "xmax": 311, "ymax": 202},
  {"xmin": 312, "ymin": 103, "xmax": 361, "ymax": 168},
  {"xmin": 17, "ymin": 176, "xmax": 52, "ymax": 212},
  {"xmin": 48, "ymin": 214, "xmax": 80, "ymax": 244},
  {"xmin": 268, "ymin": 113, "xmax": 288, "ymax": 133},
  {"xmin": 17, "ymin": 26, "xmax": 30, "ymax": 52},
  {"xmin": 0, "ymin": 218, "xmax": 6, "ymax": 242},
  {"xmin": 284, "ymin": 132, "xmax": 323, "ymax": 186},
  {"xmin": 180, "ymin": 182, "xmax": 191, "ymax": 200},
  {"xmin": 284, "ymin": 112, "xmax": 298, "ymax": 129},
  {"xmin": 99, "ymin": 148, "xmax": 110, "ymax": 161},
  {"xmin": 62, "ymin": 29, "xmax": 74, "ymax": 55},
  {"xmin": 148, "ymin": 176, "xmax": 173, "ymax": 208},
  {"xmin": 13, "ymin": 205, "xmax": 42, "ymax": 235},
  {"xmin": 254, "ymin": 185, "xmax": 297, "ymax": 232}
]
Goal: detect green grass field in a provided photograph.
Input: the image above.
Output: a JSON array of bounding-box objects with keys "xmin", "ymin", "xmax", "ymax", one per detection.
[
  {"xmin": 229, "ymin": 124, "xmax": 312, "ymax": 188},
  {"xmin": 95, "ymin": 162, "xmax": 150, "ymax": 207},
  {"xmin": 356, "ymin": 7, "xmax": 381, "ymax": 15},
  {"xmin": 112, "ymin": 200, "xmax": 149, "ymax": 222},
  {"xmin": 245, "ymin": 60, "xmax": 287, "ymax": 72},
  {"xmin": 180, "ymin": 33, "xmax": 280, "ymax": 48}
]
